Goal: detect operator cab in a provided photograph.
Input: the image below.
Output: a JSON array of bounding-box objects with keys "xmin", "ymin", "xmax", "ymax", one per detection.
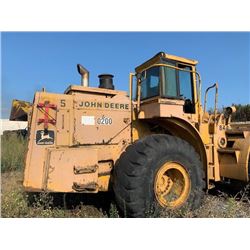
[{"xmin": 135, "ymin": 52, "xmax": 198, "ymax": 115}]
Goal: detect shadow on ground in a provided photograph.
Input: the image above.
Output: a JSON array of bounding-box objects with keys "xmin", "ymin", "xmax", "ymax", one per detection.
[
  {"xmin": 208, "ymin": 181, "xmax": 250, "ymax": 202},
  {"xmin": 28, "ymin": 191, "xmax": 116, "ymax": 215}
]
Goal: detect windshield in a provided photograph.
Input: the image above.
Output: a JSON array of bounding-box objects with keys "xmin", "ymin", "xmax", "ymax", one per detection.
[{"xmin": 140, "ymin": 66, "xmax": 160, "ymax": 100}]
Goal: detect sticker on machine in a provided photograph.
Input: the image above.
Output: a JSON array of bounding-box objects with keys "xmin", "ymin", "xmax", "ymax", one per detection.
[
  {"xmin": 81, "ymin": 116, "xmax": 95, "ymax": 125},
  {"xmin": 36, "ymin": 130, "xmax": 55, "ymax": 145}
]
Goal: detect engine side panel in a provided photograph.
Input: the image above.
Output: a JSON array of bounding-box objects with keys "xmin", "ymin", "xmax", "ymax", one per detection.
[{"xmin": 23, "ymin": 89, "xmax": 131, "ymax": 192}]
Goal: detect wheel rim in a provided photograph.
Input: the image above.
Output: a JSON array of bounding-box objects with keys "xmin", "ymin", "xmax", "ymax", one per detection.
[{"xmin": 154, "ymin": 162, "xmax": 191, "ymax": 208}]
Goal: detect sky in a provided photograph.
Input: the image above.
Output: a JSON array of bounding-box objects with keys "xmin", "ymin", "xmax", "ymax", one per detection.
[{"xmin": 1, "ymin": 32, "xmax": 250, "ymax": 118}]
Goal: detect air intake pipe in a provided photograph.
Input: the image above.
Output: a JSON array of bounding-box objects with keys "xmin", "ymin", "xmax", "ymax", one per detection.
[{"xmin": 77, "ymin": 64, "xmax": 89, "ymax": 87}]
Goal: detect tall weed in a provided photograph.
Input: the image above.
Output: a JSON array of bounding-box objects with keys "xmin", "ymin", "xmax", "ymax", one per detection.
[{"xmin": 1, "ymin": 132, "xmax": 27, "ymax": 172}]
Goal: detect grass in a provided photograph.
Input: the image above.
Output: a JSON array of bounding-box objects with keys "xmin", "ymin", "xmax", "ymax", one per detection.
[
  {"xmin": 1, "ymin": 169, "xmax": 249, "ymax": 218},
  {"xmin": 1, "ymin": 131, "xmax": 250, "ymax": 218},
  {"xmin": 1, "ymin": 171, "xmax": 107, "ymax": 218},
  {"xmin": 0, "ymin": 132, "xmax": 114, "ymax": 218},
  {"xmin": 1, "ymin": 132, "xmax": 27, "ymax": 172},
  {"xmin": 159, "ymin": 192, "xmax": 250, "ymax": 218}
]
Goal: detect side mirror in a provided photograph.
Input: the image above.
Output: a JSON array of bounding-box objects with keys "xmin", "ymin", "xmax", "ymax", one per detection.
[{"xmin": 136, "ymin": 73, "xmax": 142, "ymax": 82}]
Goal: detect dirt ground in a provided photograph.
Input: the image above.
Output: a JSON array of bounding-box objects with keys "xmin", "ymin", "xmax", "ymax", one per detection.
[{"xmin": 1, "ymin": 170, "xmax": 250, "ymax": 218}]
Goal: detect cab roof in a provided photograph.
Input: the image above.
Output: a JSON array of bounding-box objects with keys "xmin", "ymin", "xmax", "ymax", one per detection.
[{"xmin": 135, "ymin": 52, "xmax": 198, "ymax": 73}]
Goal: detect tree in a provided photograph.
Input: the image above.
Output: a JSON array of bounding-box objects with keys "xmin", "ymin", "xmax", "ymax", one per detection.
[{"xmin": 231, "ymin": 104, "xmax": 250, "ymax": 122}]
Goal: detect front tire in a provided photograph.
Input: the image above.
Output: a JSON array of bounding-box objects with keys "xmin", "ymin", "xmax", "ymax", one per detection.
[{"xmin": 113, "ymin": 134, "xmax": 205, "ymax": 217}]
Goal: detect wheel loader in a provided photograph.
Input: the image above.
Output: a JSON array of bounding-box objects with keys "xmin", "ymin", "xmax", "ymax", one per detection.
[{"xmin": 10, "ymin": 52, "xmax": 250, "ymax": 217}]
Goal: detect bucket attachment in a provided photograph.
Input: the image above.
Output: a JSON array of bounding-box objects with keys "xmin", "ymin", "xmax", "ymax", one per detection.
[{"xmin": 9, "ymin": 99, "xmax": 32, "ymax": 121}]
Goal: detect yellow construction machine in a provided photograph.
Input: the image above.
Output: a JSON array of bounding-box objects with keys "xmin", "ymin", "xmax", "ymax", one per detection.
[{"xmin": 13, "ymin": 52, "xmax": 250, "ymax": 217}]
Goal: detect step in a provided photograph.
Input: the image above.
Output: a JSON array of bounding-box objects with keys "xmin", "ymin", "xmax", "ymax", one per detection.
[
  {"xmin": 73, "ymin": 164, "xmax": 98, "ymax": 174},
  {"xmin": 217, "ymin": 148, "xmax": 240, "ymax": 154},
  {"xmin": 72, "ymin": 182, "xmax": 98, "ymax": 192},
  {"xmin": 226, "ymin": 130, "xmax": 246, "ymax": 139}
]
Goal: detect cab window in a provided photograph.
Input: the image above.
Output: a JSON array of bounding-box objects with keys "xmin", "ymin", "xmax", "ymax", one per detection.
[
  {"xmin": 179, "ymin": 65, "xmax": 193, "ymax": 101},
  {"xmin": 162, "ymin": 62, "xmax": 195, "ymax": 113},
  {"xmin": 178, "ymin": 64, "xmax": 195, "ymax": 113},
  {"xmin": 140, "ymin": 66, "xmax": 160, "ymax": 100},
  {"xmin": 162, "ymin": 62, "xmax": 177, "ymax": 98}
]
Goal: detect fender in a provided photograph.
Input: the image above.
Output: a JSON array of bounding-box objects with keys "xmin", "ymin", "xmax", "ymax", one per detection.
[{"xmin": 157, "ymin": 117, "xmax": 208, "ymax": 186}]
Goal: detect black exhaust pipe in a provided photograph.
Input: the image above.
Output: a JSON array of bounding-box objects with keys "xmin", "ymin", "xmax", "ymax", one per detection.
[{"xmin": 98, "ymin": 74, "xmax": 114, "ymax": 90}]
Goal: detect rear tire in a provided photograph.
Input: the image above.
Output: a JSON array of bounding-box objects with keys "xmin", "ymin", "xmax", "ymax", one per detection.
[{"xmin": 113, "ymin": 134, "xmax": 205, "ymax": 217}]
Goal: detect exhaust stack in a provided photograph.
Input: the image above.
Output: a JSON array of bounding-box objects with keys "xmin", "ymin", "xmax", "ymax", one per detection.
[
  {"xmin": 98, "ymin": 74, "xmax": 115, "ymax": 90},
  {"xmin": 77, "ymin": 64, "xmax": 89, "ymax": 87}
]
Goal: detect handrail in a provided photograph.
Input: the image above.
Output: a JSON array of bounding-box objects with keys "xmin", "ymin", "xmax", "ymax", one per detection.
[{"xmin": 204, "ymin": 83, "xmax": 218, "ymax": 114}]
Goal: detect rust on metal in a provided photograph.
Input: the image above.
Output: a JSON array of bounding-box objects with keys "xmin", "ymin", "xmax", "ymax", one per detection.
[
  {"xmin": 73, "ymin": 164, "xmax": 98, "ymax": 174},
  {"xmin": 19, "ymin": 51, "xmax": 249, "ymax": 211}
]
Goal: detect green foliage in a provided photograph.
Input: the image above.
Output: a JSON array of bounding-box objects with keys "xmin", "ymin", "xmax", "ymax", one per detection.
[
  {"xmin": 108, "ymin": 203, "xmax": 120, "ymax": 218},
  {"xmin": 231, "ymin": 104, "xmax": 250, "ymax": 122},
  {"xmin": 1, "ymin": 187, "xmax": 29, "ymax": 218},
  {"xmin": 1, "ymin": 132, "xmax": 27, "ymax": 172},
  {"xmin": 208, "ymin": 104, "xmax": 250, "ymax": 122}
]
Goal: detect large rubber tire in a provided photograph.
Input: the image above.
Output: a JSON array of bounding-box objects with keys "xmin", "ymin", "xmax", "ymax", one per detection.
[{"xmin": 113, "ymin": 134, "xmax": 205, "ymax": 217}]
